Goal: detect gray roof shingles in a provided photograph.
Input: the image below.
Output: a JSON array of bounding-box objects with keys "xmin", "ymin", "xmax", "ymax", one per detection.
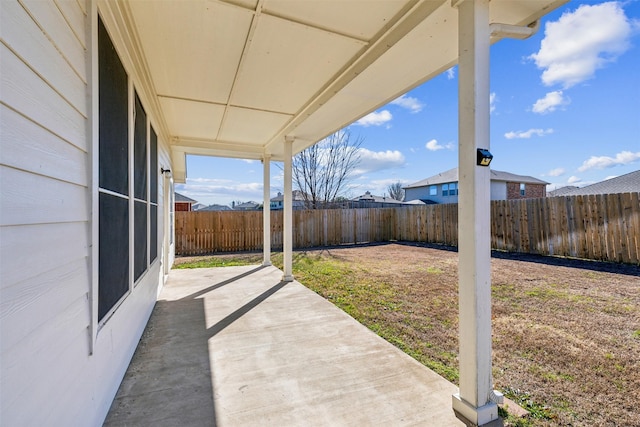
[
  {"xmin": 548, "ymin": 170, "xmax": 640, "ymax": 196},
  {"xmin": 175, "ymin": 192, "xmax": 197, "ymax": 203}
]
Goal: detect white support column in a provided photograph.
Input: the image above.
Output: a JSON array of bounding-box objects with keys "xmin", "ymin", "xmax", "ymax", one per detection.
[
  {"xmin": 451, "ymin": 0, "xmax": 498, "ymax": 426},
  {"xmin": 283, "ymin": 137, "xmax": 294, "ymax": 282},
  {"xmin": 262, "ymin": 154, "xmax": 272, "ymax": 266}
]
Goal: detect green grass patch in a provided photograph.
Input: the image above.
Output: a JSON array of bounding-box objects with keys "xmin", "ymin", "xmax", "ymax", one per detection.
[
  {"xmin": 502, "ymin": 387, "xmax": 556, "ymax": 422},
  {"xmin": 173, "ymin": 256, "xmax": 261, "ymax": 269}
]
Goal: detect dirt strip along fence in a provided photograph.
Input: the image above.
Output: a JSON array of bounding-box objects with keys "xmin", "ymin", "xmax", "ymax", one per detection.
[{"xmin": 175, "ymin": 192, "xmax": 640, "ymax": 264}]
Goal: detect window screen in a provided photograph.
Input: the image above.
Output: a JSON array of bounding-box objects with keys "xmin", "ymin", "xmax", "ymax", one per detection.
[
  {"xmin": 150, "ymin": 128, "xmax": 158, "ymax": 204},
  {"xmin": 98, "ymin": 193, "xmax": 129, "ymax": 320},
  {"xmin": 98, "ymin": 18, "xmax": 128, "ymax": 196},
  {"xmin": 98, "ymin": 17, "xmax": 161, "ymax": 322},
  {"xmin": 150, "ymin": 204, "xmax": 158, "ymax": 262},
  {"xmin": 134, "ymin": 200, "xmax": 147, "ymax": 281},
  {"xmin": 134, "ymin": 94, "xmax": 147, "ymax": 201},
  {"xmin": 98, "ymin": 16, "xmax": 130, "ymax": 321}
]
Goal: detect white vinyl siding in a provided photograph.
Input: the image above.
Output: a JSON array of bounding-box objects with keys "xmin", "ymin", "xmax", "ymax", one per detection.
[
  {"xmin": 0, "ymin": 1, "xmax": 172, "ymax": 425},
  {"xmin": 0, "ymin": 1, "xmax": 91, "ymax": 425}
]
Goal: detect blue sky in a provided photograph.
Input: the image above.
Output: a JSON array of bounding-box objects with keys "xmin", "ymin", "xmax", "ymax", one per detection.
[{"xmin": 178, "ymin": 1, "xmax": 640, "ymax": 207}]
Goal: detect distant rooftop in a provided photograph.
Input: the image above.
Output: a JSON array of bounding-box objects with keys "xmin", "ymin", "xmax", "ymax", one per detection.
[
  {"xmin": 270, "ymin": 190, "xmax": 307, "ymax": 202},
  {"xmin": 175, "ymin": 192, "xmax": 197, "ymax": 203},
  {"xmin": 351, "ymin": 191, "xmax": 406, "ymax": 204},
  {"xmin": 404, "ymin": 168, "xmax": 548, "ymax": 189},
  {"xmin": 547, "ymin": 186, "xmax": 579, "ymax": 197},
  {"xmin": 548, "ymin": 170, "xmax": 640, "ymax": 196}
]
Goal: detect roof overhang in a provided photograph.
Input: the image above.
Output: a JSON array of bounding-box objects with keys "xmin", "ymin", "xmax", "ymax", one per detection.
[{"xmin": 99, "ymin": 0, "xmax": 567, "ymax": 183}]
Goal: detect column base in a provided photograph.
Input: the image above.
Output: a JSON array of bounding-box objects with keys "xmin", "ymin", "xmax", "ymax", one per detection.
[
  {"xmin": 453, "ymin": 394, "xmax": 501, "ymax": 427},
  {"xmin": 282, "ymin": 274, "xmax": 294, "ymax": 282},
  {"xmin": 262, "ymin": 261, "xmax": 272, "ymax": 267}
]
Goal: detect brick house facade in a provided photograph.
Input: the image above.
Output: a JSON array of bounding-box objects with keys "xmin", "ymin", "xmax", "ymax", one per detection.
[{"xmin": 506, "ymin": 182, "xmax": 546, "ymax": 200}]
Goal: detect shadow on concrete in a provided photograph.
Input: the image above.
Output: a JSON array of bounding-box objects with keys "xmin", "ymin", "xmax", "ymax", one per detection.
[
  {"xmin": 105, "ymin": 266, "xmax": 288, "ymax": 427},
  {"xmin": 182, "ymin": 265, "xmax": 267, "ymax": 301},
  {"xmin": 208, "ymin": 280, "xmax": 288, "ymax": 337},
  {"xmin": 104, "ymin": 297, "xmax": 218, "ymax": 426}
]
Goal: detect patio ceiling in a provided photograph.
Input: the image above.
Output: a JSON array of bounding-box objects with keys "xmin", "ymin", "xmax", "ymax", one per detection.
[{"xmin": 109, "ymin": 0, "xmax": 566, "ymax": 182}]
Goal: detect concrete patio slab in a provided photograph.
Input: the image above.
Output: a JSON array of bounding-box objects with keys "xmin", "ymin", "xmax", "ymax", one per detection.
[{"xmin": 105, "ymin": 265, "xmax": 463, "ymax": 426}]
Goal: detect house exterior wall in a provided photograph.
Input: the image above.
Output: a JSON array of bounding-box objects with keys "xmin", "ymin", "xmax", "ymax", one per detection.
[
  {"xmin": 506, "ymin": 182, "xmax": 546, "ymax": 199},
  {"xmin": 175, "ymin": 201, "xmax": 192, "ymax": 211},
  {"xmin": 405, "ymin": 186, "xmax": 458, "ymax": 204},
  {"xmin": 0, "ymin": 1, "xmax": 173, "ymax": 425},
  {"xmin": 270, "ymin": 200, "xmax": 305, "ymax": 210},
  {"xmin": 405, "ymin": 181, "xmax": 507, "ymax": 203},
  {"xmin": 490, "ymin": 181, "xmax": 507, "ymax": 200}
]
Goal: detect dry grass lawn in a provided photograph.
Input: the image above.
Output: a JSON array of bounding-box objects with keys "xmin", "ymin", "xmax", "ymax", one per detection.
[{"xmin": 175, "ymin": 243, "xmax": 640, "ymax": 426}]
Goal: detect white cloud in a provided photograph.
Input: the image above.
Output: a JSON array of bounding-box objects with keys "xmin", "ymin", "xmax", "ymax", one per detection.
[
  {"xmin": 547, "ymin": 168, "xmax": 566, "ymax": 177},
  {"xmin": 182, "ymin": 178, "xmax": 263, "ymax": 195},
  {"xmin": 176, "ymin": 178, "xmax": 266, "ymax": 206},
  {"xmin": 446, "ymin": 67, "xmax": 456, "ymax": 80},
  {"xmin": 490, "ymin": 92, "xmax": 497, "ymax": 113},
  {"xmin": 354, "ymin": 110, "xmax": 392, "ymax": 127},
  {"xmin": 390, "ymin": 94, "xmax": 424, "ymax": 113},
  {"xmin": 426, "ymin": 139, "xmax": 444, "ymax": 151},
  {"xmin": 425, "ymin": 139, "xmax": 455, "ymax": 151},
  {"xmin": 532, "ymin": 91, "xmax": 569, "ymax": 114},
  {"xmin": 354, "ymin": 148, "xmax": 406, "ymax": 174},
  {"xmin": 567, "ymin": 176, "xmax": 582, "ymax": 184},
  {"xmin": 529, "ymin": 2, "xmax": 633, "ymax": 88},
  {"xmin": 504, "ymin": 128, "xmax": 554, "ymax": 139},
  {"xmin": 578, "ymin": 151, "xmax": 640, "ymax": 171}
]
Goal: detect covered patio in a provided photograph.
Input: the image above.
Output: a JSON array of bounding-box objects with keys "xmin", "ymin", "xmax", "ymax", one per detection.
[
  {"xmin": 105, "ymin": 264, "xmax": 461, "ymax": 426},
  {"xmin": 100, "ymin": 0, "xmax": 566, "ymax": 424}
]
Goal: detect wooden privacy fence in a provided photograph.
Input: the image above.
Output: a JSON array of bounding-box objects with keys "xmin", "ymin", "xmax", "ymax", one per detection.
[{"xmin": 175, "ymin": 192, "xmax": 640, "ymax": 264}]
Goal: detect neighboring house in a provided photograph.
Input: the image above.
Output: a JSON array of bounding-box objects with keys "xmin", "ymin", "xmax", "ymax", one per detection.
[
  {"xmin": 352, "ymin": 191, "xmax": 405, "ymax": 204},
  {"xmin": 404, "ymin": 168, "xmax": 549, "ymax": 204},
  {"xmin": 270, "ymin": 190, "xmax": 308, "ymax": 210},
  {"xmin": 548, "ymin": 170, "xmax": 640, "ymax": 197},
  {"xmin": 234, "ymin": 201, "xmax": 260, "ymax": 211},
  {"xmin": 348, "ymin": 191, "xmax": 408, "ymax": 208},
  {"xmin": 175, "ymin": 192, "xmax": 197, "ymax": 211}
]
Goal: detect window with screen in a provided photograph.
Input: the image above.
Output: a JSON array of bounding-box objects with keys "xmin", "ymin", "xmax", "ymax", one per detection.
[
  {"xmin": 520, "ymin": 183, "xmax": 525, "ymax": 196},
  {"xmin": 150, "ymin": 128, "xmax": 158, "ymax": 263},
  {"xmin": 133, "ymin": 94, "xmax": 147, "ymax": 282},
  {"xmin": 442, "ymin": 183, "xmax": 449, "ymax": 197},
  {"xmin": 98, "ymin": 16, "xmax": 130, "ymax": 321},
  {"xmin": 429, "ymin": 185, "xmax": 437, "ymax": 196},
  {"xmin": 98, "ymin": 16, "xmax": 159, "ymax": 322}
]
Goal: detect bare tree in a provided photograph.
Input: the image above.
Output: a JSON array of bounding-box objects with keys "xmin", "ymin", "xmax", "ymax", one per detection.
[
  {"xmin": 387, "ymin": 182, "xmax": 405, "ymax": 201},
  {"xmin": 293, "ymin": 131, "xmax": 363, "ymax": 209}
]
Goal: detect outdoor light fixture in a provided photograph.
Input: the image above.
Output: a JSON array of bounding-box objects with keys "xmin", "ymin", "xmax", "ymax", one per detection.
[
  {"xmin": 476, "ymin": 149, "xmax": 493, "ymax": 167},
  {"xmin": 160, "ymin": 167, "xmax": 171, "ymax": 175}
]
